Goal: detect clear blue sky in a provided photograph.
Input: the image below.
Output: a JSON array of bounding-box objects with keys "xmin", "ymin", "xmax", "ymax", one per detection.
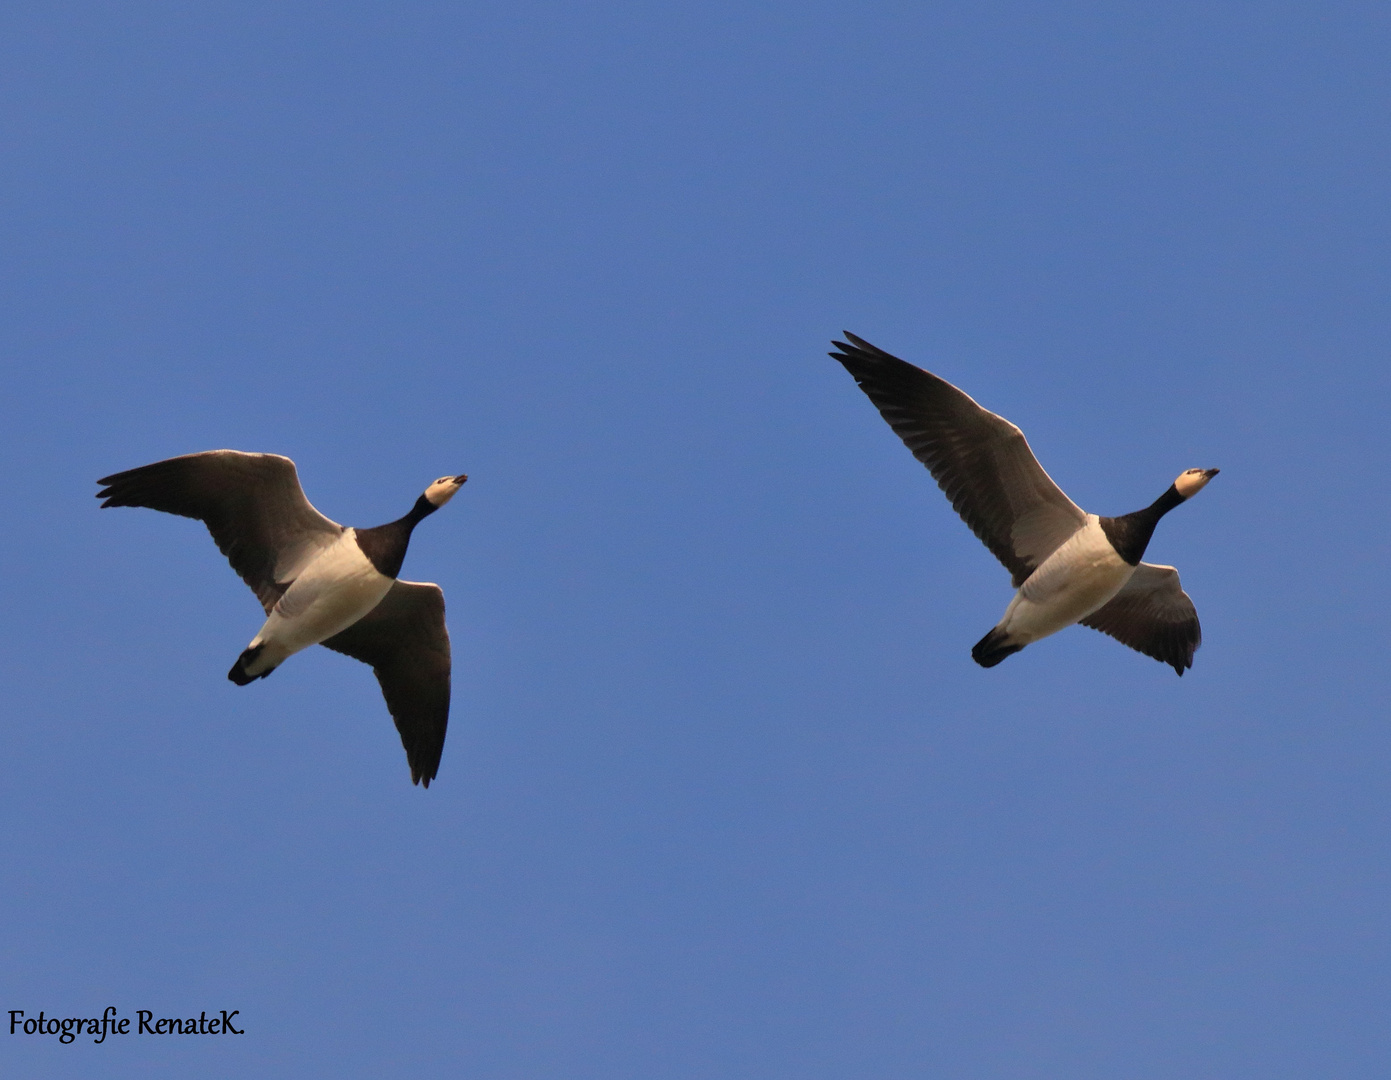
[{"xmin": 2, "ymin": 2, "xmax": 1389, "ymax": 1077}]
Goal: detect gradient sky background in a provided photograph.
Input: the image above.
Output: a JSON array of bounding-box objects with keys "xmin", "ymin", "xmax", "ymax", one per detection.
[{"xmin": 3, "ymin": 2, "xmax": 1390, "ymax": 1077}]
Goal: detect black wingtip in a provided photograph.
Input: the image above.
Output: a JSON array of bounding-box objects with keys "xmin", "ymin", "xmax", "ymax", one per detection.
[
  {"xmin": 829, "ymin": 330, "xmax": 864, "ymax": 357},
  {"xmin": 1169, "ymin": 645, "xmax": 1197, "ymax": 675},
  {"xmin": 829, "ymin": 332, "xmax": 907, "ymax": 371},
  {"xmin": 409, "ymin": 755, "xmax": 439, "ymax": 788}
]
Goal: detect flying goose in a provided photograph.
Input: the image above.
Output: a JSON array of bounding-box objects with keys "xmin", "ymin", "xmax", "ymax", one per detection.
[
  {"xmin": 96, "ymin": 451, "xmax": 467, "ymax": 785},
  {"xmin": 830, "ymin": 334, "xmax": 1218, "ymax": 674}
]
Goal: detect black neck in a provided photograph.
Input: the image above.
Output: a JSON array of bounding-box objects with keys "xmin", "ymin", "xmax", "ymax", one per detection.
[
  {"xmin": 353, "ymin": 495, "xmax": 438, "ymax": 578},
  {"xmin": 403, "ymin": 494, "xmax": 438, "ymax": 527},
  {"xmin": 1098, "ymin": 484, "xmax": 1185, "ymax": 566}
]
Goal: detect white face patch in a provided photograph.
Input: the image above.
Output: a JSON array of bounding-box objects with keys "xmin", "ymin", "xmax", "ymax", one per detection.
[
  {"xmin": 1174, "ymin": 469, "xmax": 1216, "ymax": 499},
  {"xmin": 424, "ymin": 474, "xmax": 468, "ymax": 507}
]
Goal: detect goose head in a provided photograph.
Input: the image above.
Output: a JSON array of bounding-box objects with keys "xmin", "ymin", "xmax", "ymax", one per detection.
[
  {"xmin": 423, "ymin": 473, "xmax": 469, "ymax": 508},
  {"xmin": 1173, "ymin": 467, "xmax": 1219, "ymax": 499}
]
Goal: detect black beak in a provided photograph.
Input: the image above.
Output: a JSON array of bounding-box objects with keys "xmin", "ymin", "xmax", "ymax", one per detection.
[
  {"xmin": 1203, "ymin": 468, "xmax": 1220, "ymax": 479},
  {"xmin": 455, "ymin": 474, "xmax": 469, "ymax": 484}
]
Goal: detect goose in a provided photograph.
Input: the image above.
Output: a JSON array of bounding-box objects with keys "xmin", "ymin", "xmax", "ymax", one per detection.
[
  {"xmin": 830, "ymin": 333, "xmax": 1218, "ymax": 674},
  {"xmin": 96, "ymin": 451, "xmax": 467, "ymax": 786}
]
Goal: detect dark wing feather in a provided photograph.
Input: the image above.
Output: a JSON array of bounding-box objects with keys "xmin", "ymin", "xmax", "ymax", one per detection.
[
  {"xmin": 97, "ymin": 450, "xmax": 342, "ymax": 612},
  {"xmin": 321, "ymin": 581, "xmax": 451, "ymax": 787},
  {"xmin": 830, "ymin": 333, "xmax": 1086, "ymax": 586},
  {"xmin": 1080, "ymin": 562, "xmax": 1201, "ymax": 675}
]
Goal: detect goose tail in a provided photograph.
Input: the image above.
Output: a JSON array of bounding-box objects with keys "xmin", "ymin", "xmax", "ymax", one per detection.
[
  {"xmin": 972, "ymin": 626, "xmax": 1025, "ymax": 668},
  {"xmin": 228, "ymin": 643, "xmax": 275, "ymax": 685}
]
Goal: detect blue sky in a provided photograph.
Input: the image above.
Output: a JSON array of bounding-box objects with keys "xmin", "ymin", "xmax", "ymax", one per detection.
[{"xmin": 2, "ymin": 2, "xmax": 1389, "ymax": 1076}]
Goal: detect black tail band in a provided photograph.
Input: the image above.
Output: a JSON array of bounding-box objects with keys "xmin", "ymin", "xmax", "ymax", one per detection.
[{"xmin": 972, "ymin": 627, "xmax": 1024, "ymax": 668}]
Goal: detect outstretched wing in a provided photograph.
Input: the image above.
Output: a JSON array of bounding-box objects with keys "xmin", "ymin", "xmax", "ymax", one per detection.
[
  {"xmin": 830, "ymin": 333, "xmax": 1087, "ymax": 586},
  {"xmin": 321, "ymin": 581, "xmax": 451, "ymax": 787},
  {"xmin": 97, "ymin": 450, "xmax": 343, "ymax": 613},
  {"xmin": 1080, "ymin": 562, "xmax": 1201, "ymax": 675}
]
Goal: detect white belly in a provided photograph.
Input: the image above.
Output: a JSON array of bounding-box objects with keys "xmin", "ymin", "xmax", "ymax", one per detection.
[
  {"xmin": 244, "ymin": 529, "xmax": 393, "ymax": 671},
  {"xmin": 996, "ymin": 516, "xmax": 1134, "ymax": 645}
]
